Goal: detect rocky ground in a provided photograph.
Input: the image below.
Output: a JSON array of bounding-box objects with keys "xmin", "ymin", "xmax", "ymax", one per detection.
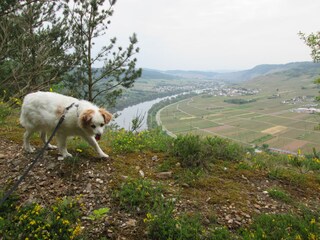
[{"xmin": 0, "ymin": 137, "xmax": 319, "ymax": 239}]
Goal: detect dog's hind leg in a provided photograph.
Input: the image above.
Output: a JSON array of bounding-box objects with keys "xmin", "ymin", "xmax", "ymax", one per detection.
[
  {"xmin": 23, "ymin": 129, "xmax": 36, "ymax": 153},
  {"xmin": 40, "ymin": 131, "xmax": 57, "ymax": 150},
  {"xmin": 56, "ymin": 134, "xmax": 72, "ymax": 159}
]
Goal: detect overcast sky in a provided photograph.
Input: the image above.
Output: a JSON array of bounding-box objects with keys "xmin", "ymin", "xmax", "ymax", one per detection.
[{"xmin": 99, "ymin": 0, "xmax": 320, "ymax": 71}]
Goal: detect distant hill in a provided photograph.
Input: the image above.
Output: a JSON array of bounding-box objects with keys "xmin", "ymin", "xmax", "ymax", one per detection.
[
  {"xmin": 213, "ymin": 62, "xmax": 320, "ymax": 82},
  {"xmin": 164, "ymin": 70, "xmax": 219, "ymax": 79},
  {"xmin": 140, "ymin": 68, "xmax": 177, "ymax": 80},
  {"xmin": 140, "ymin": 62, "xmax": 320, "ymax": 82}
]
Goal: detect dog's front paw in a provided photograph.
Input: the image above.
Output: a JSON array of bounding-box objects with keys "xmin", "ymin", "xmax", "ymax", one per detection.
[
  {"xmin": 47, "ymin": 144, "xmax": 57, "ymax": 150},
  {"xmin": 64, "ymin": 152, "xmax": 73, "ymax": 158},
  {"xmin": 99, "ymin": 152, "xmax": 109, "ymax": 159},
  {"xmin": 58, "ymin": 152, "xmax": 73, "ymax": 161},
  {"xmin": 24, "ymin": 146, "xmax": 35, "ymax": 153}
]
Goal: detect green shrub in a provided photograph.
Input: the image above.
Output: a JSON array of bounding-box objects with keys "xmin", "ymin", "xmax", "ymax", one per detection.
[
  {"xmin": 240, "ymin": 213, "xmax": 320, "ymax": 240},
  {"xmin": 204, "ymin": 136, "xmax": 245, "ymax": 162},
  {"xmin": 0, "ymin": 196, "xmax": 83, "ymax": 239},
  {"xmin": 115, "ymin": 178, "xmax": 163, "ymax": 212},
  {"xmin": 171, "ymin": 134, "xmax": 203, "ymax": 167},
  {"xmin": 170, "ymin": 135, "xmax": 245, "ymax": 168}
]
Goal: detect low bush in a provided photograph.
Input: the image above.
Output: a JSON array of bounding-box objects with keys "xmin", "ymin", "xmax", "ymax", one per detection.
[
  {"xmin": 170, "ymin": 135, "xmax": 245, "ymax": 168},
  {"xmin": 171, "ymin": 134, "xmax": 203, "ymax": 167},
  {"xmin": 0, "ymin": 196, "xmax": 83, "ymax": 239}
]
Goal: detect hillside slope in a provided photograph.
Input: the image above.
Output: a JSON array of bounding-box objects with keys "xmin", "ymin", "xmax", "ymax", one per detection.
[{"xmin": 0, "ymin": 110, "xmax": 319, "ymax": 239}]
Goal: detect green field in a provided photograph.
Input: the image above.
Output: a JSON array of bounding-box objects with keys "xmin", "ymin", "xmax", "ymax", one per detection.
[{"xmin": 159, "ymin": 75, "xmax": 320, "ymax": 154}]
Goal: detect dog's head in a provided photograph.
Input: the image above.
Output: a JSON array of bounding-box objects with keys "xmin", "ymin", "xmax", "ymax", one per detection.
[{"xmin": 79, "ymin": 108, "xmax": 112, "ymax": 140}]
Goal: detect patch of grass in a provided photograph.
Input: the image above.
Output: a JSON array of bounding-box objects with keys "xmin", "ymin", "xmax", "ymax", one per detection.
[
  {"xmin": 206, "ymin": 226, "xmax": 234, "ymax": 240},
  {"xmin": 268, "ymin": 168, "xmax": 307, "ymax": 187},
  {"xmin": 145, "ymin": 200, "xmax": 203, "ymax": 240},
  {"xmin": 239, "ymin": 213, "xmax": 320, "ymax": 240},
  {"xmin": 109, "ymin": 128, "xmax": 172, "ymax": 154},
  {"xmin": 156, "ymin": 157, "xmax": 178, "ymax": 172},
  {"xmin": 114, "ymin": 178, "xmax": 163, "ymax": 213},
  {"xmin": 267, "ymin": 187, "xmax": 293, "ymax": 204},
  {"xmin": 175, "ymin": 167, "xmax": 205, "ymax": 186}
]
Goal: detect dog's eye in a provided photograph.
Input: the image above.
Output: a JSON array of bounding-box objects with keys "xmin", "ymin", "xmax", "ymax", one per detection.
[
  {"xmin": 91, "ymin": 125, "xmax": 96, "ymax": 129},
  {"xmin": 100, "ymin": 124, "xmax": 104, "ymax": 127}
]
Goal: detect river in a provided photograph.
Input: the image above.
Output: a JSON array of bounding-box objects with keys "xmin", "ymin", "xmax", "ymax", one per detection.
[
  {"xmin": 114, "ymin": 89, "xmax": 212, "ymax": 130},
  {"xmin": 114, "ymin": 95, "xmax": 178, "ymax": 130}
]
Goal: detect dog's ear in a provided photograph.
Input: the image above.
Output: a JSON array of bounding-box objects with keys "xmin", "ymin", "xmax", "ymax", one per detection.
[
  {"xmin": 80, "ymin": 109, "xmax": 95, "ymax": 127},
  {"xmin": 99, "ymin": 108, "xmax": 112, "ymax": 124}
]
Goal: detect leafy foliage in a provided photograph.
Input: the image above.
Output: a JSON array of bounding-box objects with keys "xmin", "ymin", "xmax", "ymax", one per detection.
[{"xmin": 0, "ymin": 1, "xmax": 74, "ymax": 101}]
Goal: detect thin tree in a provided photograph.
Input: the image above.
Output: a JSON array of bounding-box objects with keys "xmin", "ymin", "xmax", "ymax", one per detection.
[
  {"xmin": 64, "ymin": 0, "xmax": 142, "ymax": 107},
  {"xmin": 299, "ymin": 31, "xmax": 320, "ymax": 100}
]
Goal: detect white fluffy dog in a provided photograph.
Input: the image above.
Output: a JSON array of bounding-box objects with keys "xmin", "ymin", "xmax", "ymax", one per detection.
[{"xmin": 20, "ymin": 91, "xmax": 112, "ymax": 159}]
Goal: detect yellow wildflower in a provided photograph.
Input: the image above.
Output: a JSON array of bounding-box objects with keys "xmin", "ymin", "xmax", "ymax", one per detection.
[
  {"xmin": 62, "ymin": 219, "xmax": 70, "ymax": 225},
  {"xmin": 297, "ymin": 149, "xmax": 301, "ymax": 155},
  {"xmin": 76, "ymin": 148, "xmax": 83, "ymax": 153},
  {"xmin": 71, "ymin": 224, "xmax": 82, "ymax": 239}
]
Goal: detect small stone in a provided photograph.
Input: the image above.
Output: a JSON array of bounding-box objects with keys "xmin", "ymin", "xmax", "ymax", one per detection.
[
  {"xmin": 241, "ymin": 212, "xmax": 251, "ymax": 218},
  {"xmin": 156, "ymin": 171, "xmax": 172, "ymax": 179},
  {"xmin": 263, "ymin": 191, "xmax": 268, "ymax": 194},
  {"xmin": 254, "ymin": 204, "xmax": 261, "ymax": 209},
  {"xmin": 241, "ymin": 174, "xmax": 248, "ymax": 180},
  {"xmin": 88, "ymin": 171, "xmax": 94, "ymax": 178},
  {"xmin": 227, "ymin": 219, "xmax": 234, "ymax": 224},
  {"xmin": 126, "ymin": 219, "xmax": 137, "ymax": 227},
  {"xmin": 175, "ymin": 162, "xmax": 181, "ymax": 167},
  {"xmin": 139, "ymin": 170, "xmax": 145, "ymax": 178},
  {"xmin": 0, "ymin": 153, "xmax": 5, "ymax": 159},
  {"xmin": 46, "ymin": 162, "xmax": 56, "ymax": 171},
  {"xmin": 39, "ymin": 181, "xmax": 46, "ymax": 186},
  {"xmin": 12, "ymin": 159, "xmax": 22, "ymax": 166},
  {"xmin": 152, "ymin": 155, "xmax": 158, "ymax": 161},
  {"xmin": 85, "ymin": 183, "xmax": 92, "ymax": 192},
  {"xmin": 96, "ymin": 178, "xmax": 104, "ymax": 184}
]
